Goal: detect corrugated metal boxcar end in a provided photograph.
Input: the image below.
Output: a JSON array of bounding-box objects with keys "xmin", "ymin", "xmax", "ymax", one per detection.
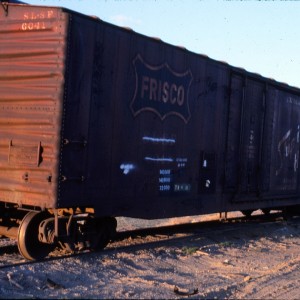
[
  {"xmin": 0, "ymin": 3, "xmax": 117, "ymax": 260},
  {"xmin": 0, "ymin": 3, "xmax": 70, "ymax": 207},
  {"xmin": 1, "ymin": 2, "xmax": 300, "ymax": 260}
]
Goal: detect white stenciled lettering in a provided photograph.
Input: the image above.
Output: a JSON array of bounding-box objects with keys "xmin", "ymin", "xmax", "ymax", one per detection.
[
  {"xmin": 142, "ymin": 136, "xmax": 176, "ymax": 144},
  {"xmin": 160, "ymin": 169, "xmax": 171, "ymax": 175},
  {"xmin": 144, "ymin": 157, "xmax": 173, "ymax": 162},
  {"xmin": 141, "ymin": 76, "xmax": 185, "ymax": 106},
  {"xmin": 21, "ymin": 22, "xmax": 46, "ymax": 31},
  {"xmin": 159, "ymin": 168, "xmax": 172, "ymax": 192},
  {"xmin": 174, "ymin": 184, "xmax": 191, "ymax": 192},
  {"xmin": 23, "ymin": 10, "xmax": 54, "ymax": 20},
  {"xmin": 159, "ymin": 177, "xmax": 171, "ymax": 183},
  {"xmin": 120, "ymin": 163, "xmax": 135, "ymax": 175},
  {"xmin": 159, "ymin": 185, "xmax": 171, "ymax": 191},
  {"xmin": 22, "ymin": 11, "xmax": 52, "ymax": 31},
  {"xmin": 48, "ymin": 10, "xmax": 54, "ymax": 18}
]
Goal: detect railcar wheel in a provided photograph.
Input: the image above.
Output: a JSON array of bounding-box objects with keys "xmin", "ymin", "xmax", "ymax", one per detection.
[
  {"xmin": 241, "ymin": 210, "xmax": 254, "ymax": 218},
  {"xmin": 18, "ymin": 211, "xmax": 54, "ymax": 260},
  {"xmin": 90, "ymin": 217, "xmax": 117, "ymax": 251}
]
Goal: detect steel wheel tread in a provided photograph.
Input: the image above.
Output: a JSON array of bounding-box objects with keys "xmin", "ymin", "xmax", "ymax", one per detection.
[{"xmin": 17, "ymin": 211, "xmax": 53, "ymax": 260}]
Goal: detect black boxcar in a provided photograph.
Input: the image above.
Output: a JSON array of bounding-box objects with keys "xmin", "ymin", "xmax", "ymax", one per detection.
[{"xmin": 1, "ymin": 3, "xmax": 300, "ymax": 259}]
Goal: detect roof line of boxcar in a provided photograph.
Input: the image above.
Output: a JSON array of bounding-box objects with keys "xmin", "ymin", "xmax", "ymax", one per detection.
[
  {"xmin": 90, "ymin": 14, "xmax": 300, "ymax": 95},
  {"xmin": 6, "ymin": 2, "xmax": 300, "ymax": 95},
  {"xmin": 66, "ymin": 6, "xmax": 300, "ymax": 95}
]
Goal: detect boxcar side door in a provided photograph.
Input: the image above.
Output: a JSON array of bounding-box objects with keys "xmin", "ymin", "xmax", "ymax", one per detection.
[{"xmin": 225, "ymin": 72, "xmax": 266, "ymax": 200}]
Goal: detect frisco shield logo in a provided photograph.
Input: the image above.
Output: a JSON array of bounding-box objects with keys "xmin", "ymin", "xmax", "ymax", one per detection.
[{"xmin": 131, "ymin": 55, "xmax": 193, "ymax": 123}]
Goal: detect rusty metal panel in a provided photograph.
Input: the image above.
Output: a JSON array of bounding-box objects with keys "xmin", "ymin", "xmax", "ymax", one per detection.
[{"xmin": 0, "ymin": 4, "xmax": 67, "ymax": 208}]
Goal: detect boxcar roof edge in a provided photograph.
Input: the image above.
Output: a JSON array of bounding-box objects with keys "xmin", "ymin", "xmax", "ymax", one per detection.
[{"xmin": 6, "ymin": 2, "xmax": 300, "ymax": 95}]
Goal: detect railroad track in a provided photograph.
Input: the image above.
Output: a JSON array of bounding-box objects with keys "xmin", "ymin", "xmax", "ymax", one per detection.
[{"xmin": 0, "ymin": 211, "xmax": 298, "ymax": 270}]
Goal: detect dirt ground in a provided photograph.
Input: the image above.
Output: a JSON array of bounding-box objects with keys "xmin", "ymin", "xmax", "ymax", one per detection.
[{"xmin": 1, "ymin": 212, "xmax": 300, "ymax": 299}]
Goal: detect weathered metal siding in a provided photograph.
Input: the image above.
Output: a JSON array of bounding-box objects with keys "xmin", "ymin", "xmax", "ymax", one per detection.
[
  {"xmin": 266, "ymin": 87, "xmax": 300, "ymax": 195},
  {"xmin": 2, "ymin": 4, "xmax": 300, "ymax": 218},
  {"xmin": 56, "ymin": 13, "xmax": 99, "ymax": 209},
  {"xmin": 56, "ymin": 13, "xmax": 229, "ymax": 218},
  {"xmin": 224, "ymin": 72, "xmax": 300, "ymax": 209},
  {"xmin": 0, "ymin": 5, "xmax": 67, "ymax": 208}
]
